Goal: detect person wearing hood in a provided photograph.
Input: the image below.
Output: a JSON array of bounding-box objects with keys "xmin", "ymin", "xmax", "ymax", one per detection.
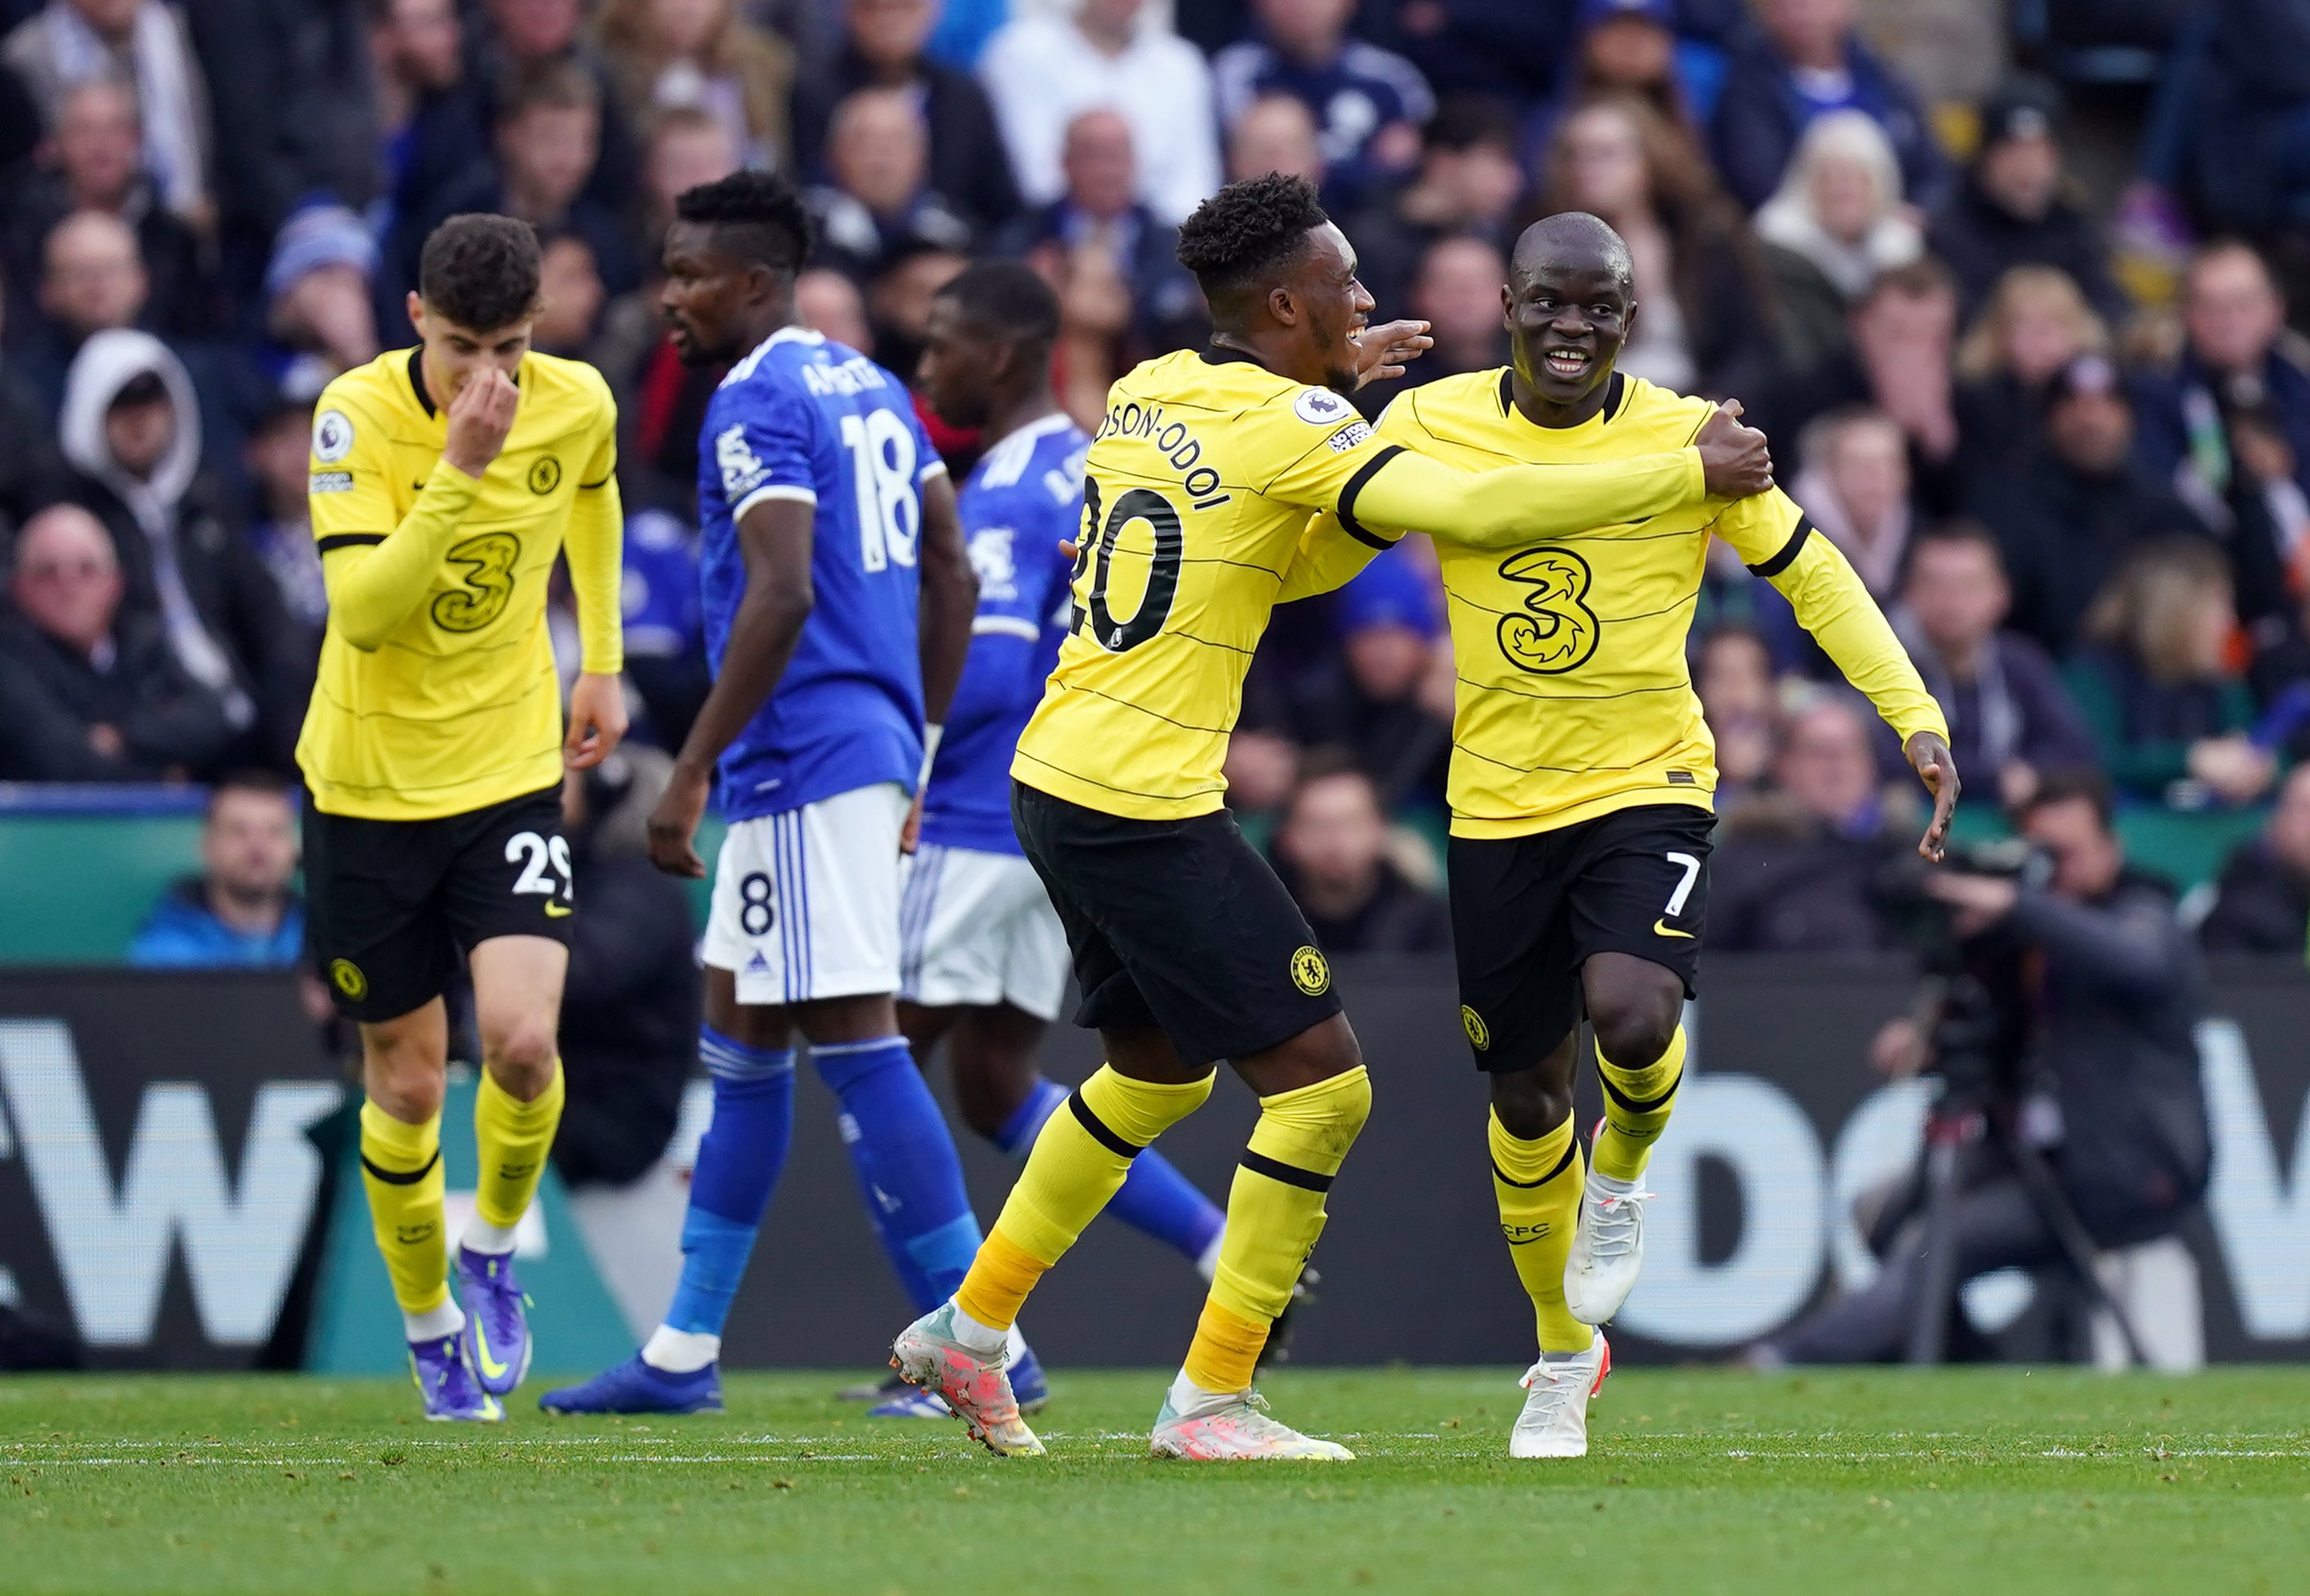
[
  {"xmin": 1752, "ymin": 109, "xmax": 1923, "ymax": 376},
  {"xmin": 1926, "ymin": 75, "xmax": 2124, "ymax": 325},
  {"xmin": 60, "ymin": 326, "xmax": 308, "ymax": 770},
  {"xmin": 0, "ymin": 500, "xmax": 238, "ymax": 780}
]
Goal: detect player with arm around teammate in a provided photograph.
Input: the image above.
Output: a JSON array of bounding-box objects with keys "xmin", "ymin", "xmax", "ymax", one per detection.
[
  {"xmin": 539, "ymin": 173, "xmax": 988, "ymax": 1416},
  {"xmin": 300, "ymin": 215, "xmax": 628, "ymax": 1422}
]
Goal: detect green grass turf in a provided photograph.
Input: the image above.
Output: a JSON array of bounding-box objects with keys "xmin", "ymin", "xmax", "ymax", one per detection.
[{"xmin": 2, "ymin": 1368, "xmax": 2305, "ymax": 1595}]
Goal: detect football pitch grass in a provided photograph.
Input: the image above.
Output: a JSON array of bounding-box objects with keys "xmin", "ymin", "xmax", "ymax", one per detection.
[{"xmin": 4, "ymin": 1368, "xmax": 2304, "ymax": 1595}]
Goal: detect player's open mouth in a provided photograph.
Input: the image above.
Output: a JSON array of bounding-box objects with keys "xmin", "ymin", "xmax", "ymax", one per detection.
[{"xmin": 1542, "ymin": 349, "xmax": 1591, "ymax": 379}]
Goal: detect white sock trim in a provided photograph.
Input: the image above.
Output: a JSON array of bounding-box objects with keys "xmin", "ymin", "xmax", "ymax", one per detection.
[
  {"xmin": 404, "ymin": 1300, "xmax": 466, "ymax": 1342},
  {"xmin": 1165, "ymin": 1368, "xmax": 1244, "ymax": 1417},
  {"xmin": 948, "ymin": 1301, "xmax": 1006, "ymax": 1358},
  {"xmin": 462, "ymin": 1217, "xmax": 520, "ymax": 1256},
  {"xmin": 641, "ymin": 1326, "xmax": 720, "ymax": 1372},
  {"xmin": 1589, "ymin": 1168, "xmax": 1641, "ymax": 1195}
]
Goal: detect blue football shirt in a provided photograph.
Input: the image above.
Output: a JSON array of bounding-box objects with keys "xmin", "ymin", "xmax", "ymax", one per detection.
[
  {"xmin": 919, "ymin": 411, "xmax": 1087, "ymax": 855},
  {"xmin": 697, "ymin": 327, "xmax": 945, "ymax": 822}
]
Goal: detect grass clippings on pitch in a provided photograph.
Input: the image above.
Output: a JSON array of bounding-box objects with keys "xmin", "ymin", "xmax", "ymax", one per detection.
[{"xmin": 3, "ymin": 1368, "xmax": 2304, "ymax": 1595}]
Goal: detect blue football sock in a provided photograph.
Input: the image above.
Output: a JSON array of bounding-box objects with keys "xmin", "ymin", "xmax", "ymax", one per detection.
[
  {"xmin": 814, "ymin": 1036, "xmax": 983, "ymax": 1309},
  {"xmin": 662, "ymin": 1029, "xmax": 795, "ymax": 1338},
  {"xmin": 993, "ymin": 1073, "xmax": 1226, "ymax": 1267}
]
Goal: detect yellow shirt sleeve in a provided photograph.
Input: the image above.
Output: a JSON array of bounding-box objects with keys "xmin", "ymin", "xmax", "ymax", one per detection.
[
  {"xmin": 312, "ymin": 395, "xmax": 483, "ymax": 651},
  {"xmin": 562, "ymin": 389, "xmax": 624, "ymax": 676},
  {"xmin": 1716, "ymin": 488, "xmax": 1949, "ymax": 745}
]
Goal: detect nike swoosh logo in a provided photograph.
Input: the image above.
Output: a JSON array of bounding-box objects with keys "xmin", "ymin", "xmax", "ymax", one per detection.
[
  {"xmin": 545, "ymin": 902, "xmax": 574, "ymax": 918},
  {"xmin": 1653, "ymin": 919, "xmax": 1694, "ymax": 939},
  {"xmin": 472, "ymin": 1321, "xmax": 510, "ymax": 1381}
]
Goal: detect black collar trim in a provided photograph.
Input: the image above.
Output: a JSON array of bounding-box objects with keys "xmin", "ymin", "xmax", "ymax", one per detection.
[
  {"xmin": 1199, "ymin": 343, "xmax": 1271, "ymax": 371},
  {"xmin": 1498, "ymin": 367, "xmax": 1626, "ymax": 423},
  {"xmin": 407, "ymin": 347, "xmax": 435, "ymax": 417}
]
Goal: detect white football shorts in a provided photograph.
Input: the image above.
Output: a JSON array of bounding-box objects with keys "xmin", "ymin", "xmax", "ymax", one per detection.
[
  {"xmin": 897, "ymin": 840, "xmax": 1070, "ymax": 1022},
  {"xmin": 703, "ymin": 781, "xmax": 907, "ymax": 1006}
]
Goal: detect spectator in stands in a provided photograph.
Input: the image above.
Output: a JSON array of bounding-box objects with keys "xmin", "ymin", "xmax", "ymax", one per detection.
[
  {"xmin": 1226, "ymin": 91, "xmax": 1326, "ymax": 190},
  {"xmin": 2138, "ymin": 0, "xmax": 2310, "ymax": 240},
  {"xmin": 1524, "ymin": 0, "xmax": 1705, "ymax": 173},
  {"xmin": 1711, "ymin": 693, "xmax": 1907, "ymax": 956},
  {"xmin": 21, "ymin": 208, "xmax": 146, "ymax": 408},
  {"xmin": 2, "ymin": 78, "xmax": 213, "ymax": 339},
  {"xmin": 4, "ymin": 0, "xmax": 213, "ymax": 224},
  {"xmin": 1353, "ymin": 232, "xmax": 1505, "ymax": 418},
  {"xmin": 795, "ymin": 264, "xmax": 872, "ymax": 351},
  {"xmin": 1377, "ymin": 0, "xmax": 1566, "ymax": 109},
  {"xmin": 1211, "ymin": 0, "xmax": 1432, "ymax": 210},
  {"xmin": 637, "ymin": 104, "xmax": 738, "ymax": 251},
  {"xmin": 125, "ymin": 769, "xmax": 304, "ymax": 967},
  {"xmin": 1709, "ymin": 0, "xmax": 1948, "ymax": 213},
  {"xmin": 978, "ymin": 0, "xmax": 1220, "ymax": 226},
  {"xmin": 471, "ymin": 0, "xmax": 637, "ymax": 219},
  {"xmin": 60, "ymin": 328, "xmax": 305, "ymax": 769},
  {"xmin": 1926, "ymin": 75, "xmax": 2123, "ymax": 324},
  {"xmin": 1291, "ymin": 545, "xmax": 1451, "ymax": 811},
  {"xmin": 790, "ymin": 0, "xmax": 1018, "ymax": 234},
  {"xmin": 532, "ymin": 231, "xmax": 607, "ymax": 359},
  {"xmin": 415, "ymin": 59, "xmax": 638, "ymax": 304},
  {"xmin": 1752, "ymin": 109, "xmax": 1923, "ymax": 377},
  {"xmin": 1951, "ymin": 264, "xmax": 2112, "ymax": 490},
  {"xmin": 1893, "ymin": 522, "xmax": 2098, "ymax": 811},
  {"xmin": 0, "ymin": 501, "xmax": 238, "ymax": 781},
  {"xmin": 368, "ymin": 0, "xmax": 486, "ymax": 250},
  {"xmin": 239, "ymin": 392, "xmax": 325, "ymax": 635},
  {"xmin": 804, "ymin": 86, "xmax": 974, "ymax": 281},
  {"xmin": 1538, "ymin": 93, "xmax": 1776, "ymax": 399},
  {"xmin": 2198, "ymin": 763, "xmax": 2310, "ymax": 954},
  {"xmin": 594, "ymin": 0, "xmax": 793, "ymax": 177},
  {"xmin": 1975, "ymin": 355, "xmax": 2211, "ymax": 659},
  {"xmin": 262, "ymin": 202, "xmax": 380, "ymax": 391},
  {"xmin": 0, "ymin": 278, "xmax": 68, "ymax": 553},
  {"xmin": 2135, "ymin": 243, "xmax": 2310, "ymax": 579},
  {"xmin": 2066, "ymin": 537, "xmax": 2272, "ymax": 808},
  {"xmin": 551, "ymin": 746, "xmax": 702, "ymax": 1189},
  {"xmin": 1002, "ymin": 109, "xmax": 1201, "ymax": 362},
  {"xmin": 1695, "ymin": 623, "xmax": 1780, "ymax": 808},
  {"xmin": 1760, "ymin": 259, "xmax": 1965, "ymax": 517},
  {"xmin": 1788, "ymin": 407, "xmax": 1911, "ymax": 601},
  {"xmin": 1346, "ymin": 93, "xmax": 1522, "ymax": 320},
  {"xmin": 1270, "ymin": 751, "xmax": 1452, "ymax": 955},
  {"xmin": 862, "ymin": 239, "xmax": 966, "ymax": 389}
]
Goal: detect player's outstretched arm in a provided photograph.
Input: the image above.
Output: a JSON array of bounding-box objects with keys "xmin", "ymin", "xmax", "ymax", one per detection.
[
  {"xmin": 1354, "ymin": 443, "xmax": 1710, "ymax": 550},
  {"xmin": 562, "ymin": 460, "xmax": 628, "ymax": 770},
  {"xmin": 648, "ymin": 499, "xmax": 816, "ymax": 878},
  {"xmin": 321, "ymin": 372, "xmax": 520, "ymax": 647}
]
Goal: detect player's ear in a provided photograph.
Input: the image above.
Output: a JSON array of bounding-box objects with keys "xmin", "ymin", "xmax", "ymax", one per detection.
[
  {"xmin": 1267, "ymin": 283, "xmax": 1299, "ymax": 329},
  {"xmin": 1498, "ymin": 281, "xmax": 1512, "ymax": 332},
  {"xmin": 406, "ymin": 291, "xmax": 426, "ymax": 335}
]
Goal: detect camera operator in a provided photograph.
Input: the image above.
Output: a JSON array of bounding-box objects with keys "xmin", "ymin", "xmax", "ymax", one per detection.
[{"xmin": 1756, "ymin": 772, "xmax": 2210, "ymax": 1364}]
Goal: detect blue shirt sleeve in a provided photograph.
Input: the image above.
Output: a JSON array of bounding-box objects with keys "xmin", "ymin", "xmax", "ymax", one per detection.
[{"xmin": 712, "ymin": 375, "xmax": 820, "ymax": 519}]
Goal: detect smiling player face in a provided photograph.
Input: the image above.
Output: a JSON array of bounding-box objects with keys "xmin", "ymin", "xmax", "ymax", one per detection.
[
  {"xmin": 1285, "ymin": 221, "xmax": 1375, "ymax": 395},
  {"xmin": 1506, "ymin": 255, "xmax": 1633, "ymax": 411}
]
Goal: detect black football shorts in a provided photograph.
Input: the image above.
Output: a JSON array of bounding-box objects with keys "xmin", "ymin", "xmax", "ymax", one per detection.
[
  {"xmin": 1012, "ymin": 780, "xmax": 1343, "ymax": 1066},
  {"xmin": 304, "ymin": 784, "xmax": 574, "ymax": 1023},
  {"xmin": 1448, "ymin": 803, "xmax": 1714, "ymax": 1073}
]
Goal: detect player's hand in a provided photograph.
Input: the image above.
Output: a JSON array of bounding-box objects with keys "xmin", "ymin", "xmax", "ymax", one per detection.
[
  {"xmin": 565, "ymin": 671, "xmax": 629, "ymax": 770},
  {"xmin": 1695, "ymin": 401, "xmax": 1773, "ymax": 498},
  {"xmin": 443, "ymin": 367, "xmax": 519, "ymax": 478},
  {"xmin": 1905, "ymin": 730, "xmax": 1960, "ymax": 862},
  {"xmin": 1351, "ymin": 318, "xmax": 1432, "ymax": 389},
  {"xmin": 647, "ymin": 762, "xmax": 712, "ymax": 879},
  {"xmin": 899, "ymin": 789, "xmax": 926, "ymax": 856}
]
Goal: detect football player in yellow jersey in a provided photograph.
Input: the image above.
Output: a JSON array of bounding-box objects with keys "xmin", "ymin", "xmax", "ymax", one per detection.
[
  {"xmin": 296, "ymin": 216, "xmax": 628, "ymax": 1423},
  {"xmin": 1339, "ymin": 212, "xmax": 1957, "ymax": 1458},
  {"xmin": 890, "ymin": 175, "xmax": 1772, "ymax": 1461}
]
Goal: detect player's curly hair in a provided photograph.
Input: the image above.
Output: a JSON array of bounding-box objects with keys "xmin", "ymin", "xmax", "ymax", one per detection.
[
  {"xmin": 675, "ymin": 169, "xmax": 813, "ymax": 276},
  {"xmin": 418, "ymin": 214, "xmax": 542, "ymax": 332},
  {"xmin": 1174, "ymin": 173, "xmax": 1331, "ymax": 304}
]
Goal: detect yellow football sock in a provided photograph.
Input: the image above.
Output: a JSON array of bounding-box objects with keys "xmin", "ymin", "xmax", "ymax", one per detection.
[
  {"xmin": 1594, "ymin": 1024, "xmax": 1685, "ymax": 1181},
  {"xmin": 955, "ymin": 1066, "xmax": 1213, "ymax": 1331},
  {"xmin": 359, "ymin": 1098, "xmax": 448, "ymax": 1316},
  {"xmin": 472, "ymin": 1062, "xmax": 566, "ymax": 1233},
  {"xmin": 1490, "ymin": 1109, "xmax": 1594, "ymax": 1355},
  {"xmin": 1188, "ymin": 1066, "xmax": 1372, "ymax": 1392}
]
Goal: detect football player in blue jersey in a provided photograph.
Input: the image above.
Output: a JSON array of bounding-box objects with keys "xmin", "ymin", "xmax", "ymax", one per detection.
[
  {"xmin": 542, "ymin": 172, "xmax": 994, "ymax": 1415},
  {"xmin": 844, "ymin": 262, "xmax": 1244, "ymax": 1418}
]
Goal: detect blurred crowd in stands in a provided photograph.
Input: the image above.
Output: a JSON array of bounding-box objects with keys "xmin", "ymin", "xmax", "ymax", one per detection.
[{"xmin": 6, "ymin": 0, "xmax": 2310, "ymax": 966}]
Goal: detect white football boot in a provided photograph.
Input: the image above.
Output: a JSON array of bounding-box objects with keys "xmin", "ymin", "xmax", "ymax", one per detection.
[
  {"xmin": 1149, "ymin": 1388, "xmax": 1354, "ymax": 1461},
  {"xmin": 1509, "ymin": 1334, "xmax": 1610, "ymax": 1459},
  {"xmin": 1564, "ymin": 1162, "xmax": 1653, "ymax": 1325},
  {"xmin": 889, "ymin": 1304, "xmax": 1045, "ymax": 1458}
]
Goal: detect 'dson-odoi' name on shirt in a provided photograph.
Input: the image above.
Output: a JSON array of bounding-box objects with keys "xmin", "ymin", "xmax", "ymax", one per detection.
[{"xmin": 1094, "ymin": 398, "xmax": 1235, "ymax": 512}]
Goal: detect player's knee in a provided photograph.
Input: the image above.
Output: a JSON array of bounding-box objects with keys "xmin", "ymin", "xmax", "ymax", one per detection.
[
  {"xmin": 481, "ymin": 1014, "xmax": 560, "ymax": 1088},
  {"xmin": 1490, "ymin": 1068, "xmax": 1570, "ymax": 1141},
  {"xmin": 1590, "ymin": 995, "xmax": 1679, "ymax": 1070},
  {"xmin": 363, "ymin": 1038, "xmax": 446, "ymax": 1122}
]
